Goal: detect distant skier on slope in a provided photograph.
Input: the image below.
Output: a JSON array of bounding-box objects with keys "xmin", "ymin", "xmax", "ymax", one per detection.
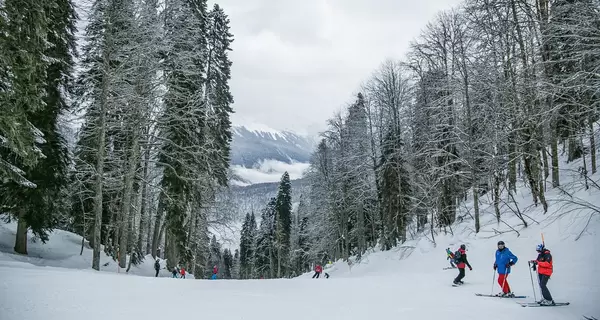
[
  {"xmin": 154, "ymin": 258, "xmax": 161, "ymax": 277},
  {"xmin": 453, "ymin": 244, "xmax": 472, "ymax": 285},
  {"xmin": 211, "ymin": 265, "xmax": 218, "ymax": 279},
  {"xmin": 493, "ymin": 240, "xmax": 518, "ymax": 297},
  {"xmin": 172, "ymin": 267, "xmax": 178, "ymax": 278},
  {"xmin": 530, "ymin": 244, "xmax": 555, "ymax": 305},
  {"xmin": 312, "ymin": 264, "xmax": 323, "ymax": 278},
  {"xmin": 446, "ymin": 248, "xmax": 457, "ymax": 268},
  {"xmin": 180, "ymin": 266, "xmax": 186, "ymax": 279}
]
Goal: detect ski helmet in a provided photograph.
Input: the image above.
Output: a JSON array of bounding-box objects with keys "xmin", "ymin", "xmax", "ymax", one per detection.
[
  {"xmin": 536, "ymin": 244, "xmax": 544, "ymax": 252},
  {"xmin": 460, "ymin": 244, "xmax": 466, "ymax": 250},
  {"xmin": 497, "ymin": 240, "xmax": 505, "ymax": 246}
]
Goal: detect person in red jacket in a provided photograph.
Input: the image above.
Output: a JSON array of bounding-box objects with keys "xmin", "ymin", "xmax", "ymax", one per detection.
[
  {"xmin": 211, "ymin": 265, "xmax": 218, "ymax": 279},
  {"xmin": 312, "ymin": 264, "xmax": 323, "ymax": 278},
  {"xmin": 180, "ymin": 266, "xmax": 186, "ymax": 279},
  {"xmin": 530, "ymin": 244, "xmax": 555, "ymax": 305},
  {"xmin": 452, "ymin": 244, "xmax": 472, "ymax": 285}
]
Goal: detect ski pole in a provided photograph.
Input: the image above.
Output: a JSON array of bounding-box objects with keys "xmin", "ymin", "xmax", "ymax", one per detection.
[
  {"xmin": 528, "ymin": 261, "xmax": 537, "ymax": 301},
  {"xmin": 491, "ymin": 269, "xmax": 496, "ymax": 296}
]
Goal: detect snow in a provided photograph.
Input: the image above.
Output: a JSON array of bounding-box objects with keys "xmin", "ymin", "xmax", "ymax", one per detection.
[
  {"xmin": 0, "ymin": 221, "xmax": 192, "ymax": 279},
  {"xmin": 0, "ymin": 148, "xmax": 599, "ymax": 320}
]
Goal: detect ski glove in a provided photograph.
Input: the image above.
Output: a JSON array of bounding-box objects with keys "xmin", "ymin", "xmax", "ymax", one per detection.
[
  {"xmin": 506, "ymin": 261, "xmax": 515, "ymax": 268},
  {"xmin": 493, "ymin": 264, "xmax": 497, "ymax": 270},
  {"xmin": 469, "ymin": 266, "xmax": 473, "ymax": 271}
]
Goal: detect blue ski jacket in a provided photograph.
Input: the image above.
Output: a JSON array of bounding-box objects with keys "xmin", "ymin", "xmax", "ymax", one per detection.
[{"xmin": 495, "ymin": 247, "xmax": 518, "ymax": 274}]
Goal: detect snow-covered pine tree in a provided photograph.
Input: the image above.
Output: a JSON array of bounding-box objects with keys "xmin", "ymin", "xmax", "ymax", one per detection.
[
  {"xmin": 239, "ymin": 212, "xmax": 257, "ymax": 279},
  {"xmin": 222, "ymin": 248, "xmax": 233, "ymax": 279},
  {"xmin": 232, "ymin": 248, "xmax": 240, "ymax": 279},
  {"xmin": 159, "ymin": 0, "xmax": 209, "ymax": 270},
  {"xmin": 0, "ymin": 0, "xmax": 48, "ymax": 187},
  {"xmin": 275, "ymin": 171, "xmax": 292, "ymax": 277},
  {"xmin": 204, "ymin": 3, "xmax": 234, "ymax": 187},
  {"xmin": 71, "ymin": 0, "xmax": 137, "ymax": 270},
  {"xmin": 254, "ymin": 198, "xmax": 276, "ymax": 278},
  {"xmin": 0, "ymin": 0, "xmax": 76, "ymax": 254}
]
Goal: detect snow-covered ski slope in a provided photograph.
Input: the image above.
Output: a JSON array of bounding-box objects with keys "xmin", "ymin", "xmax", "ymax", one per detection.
[
  {"xmin": 298, "ymin": 152, "xmax": 600, "ymax": 319},
  {"xmin": 1, "ymin": 152, "xmax": 599, "ymax": 320}
]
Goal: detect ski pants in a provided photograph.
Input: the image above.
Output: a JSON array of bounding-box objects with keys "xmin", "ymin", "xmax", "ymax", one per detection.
[
  {"xmin": 454, "ymin": 268, "xmax": 465, "ymax": 283},
  {"xmin": 538, "ymin": 274, "xmax": 553, "ymax": 301},
  {"xmin": 312, "ymin": 271, "xmax": 321, "ymax": 278},
  {"xmin": 498, "ymin": 273, "xmax": 511, "ymax": 293},
  {"xmin": 155, "ymin": 269, "xmax": 159, "ymax": 277},
  {"xmin": 325, "ymin": 273, "xmax": 330, "ymax": 279}
]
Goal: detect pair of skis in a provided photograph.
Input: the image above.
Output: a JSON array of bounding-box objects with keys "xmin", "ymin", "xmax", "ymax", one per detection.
[{"xmin": 474, "ymin": 293, "xmax": 570, "ymax": 307}]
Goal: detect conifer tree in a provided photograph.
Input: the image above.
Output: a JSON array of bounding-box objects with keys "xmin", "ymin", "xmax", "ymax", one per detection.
[
  {"xmin": 0, "ymin": 0, "xmax": 76, "ymax": 255},
  {"xmin": 275, "ymin": 172, "xmax": 292, "ymax": 277}
]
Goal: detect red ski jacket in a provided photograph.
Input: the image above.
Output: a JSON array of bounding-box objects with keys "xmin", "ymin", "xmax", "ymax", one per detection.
[
  {"xmin": 315, "ymin": 265, "xmax": 323, "ymax": 273},
  {"xmin": 536, "ymin": 249, "xmax": 553, "ymax": 276}
]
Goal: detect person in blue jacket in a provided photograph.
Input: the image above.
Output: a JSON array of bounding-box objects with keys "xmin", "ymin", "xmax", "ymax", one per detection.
[{"xmin": 493, "ymin": 240, "xmax": 518, "ymax": 297}]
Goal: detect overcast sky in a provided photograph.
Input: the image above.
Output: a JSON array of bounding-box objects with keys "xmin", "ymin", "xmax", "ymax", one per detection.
[{"xmin": 211, "ymin": 0, "xmax": 464, "ymax": 135}]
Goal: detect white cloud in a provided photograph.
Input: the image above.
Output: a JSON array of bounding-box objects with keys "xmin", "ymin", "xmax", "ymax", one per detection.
[
  {"xmin": 211, "ymin": 0, "xmax": 464, "ymax": 133},
  {"xmin": 232, "ymin": 159, "xmax": 310, "ymax": 184}
]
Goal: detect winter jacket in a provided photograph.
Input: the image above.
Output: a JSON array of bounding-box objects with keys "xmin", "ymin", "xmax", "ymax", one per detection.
[
  {"xmin": 535, "ymin": 249, "xmax": 553, "ymax": 276},
  {"xmin": 494, "ymin": 247, "xmax": 518, "ymax": 274},
  {"xmin": 456, "ymin": 248, "xmax": 472, "ymax": 269},
  {"xmin": 213, "ymin": 266, "xmax": 218, "ymax": 274},
  {"xmin": 180, "ymin": 268, "xmax": 185, "ymax": 275},
  {"xmin": 154, "ymin": 261, "xmax": 160, "ymax": 271},
  {"xmin": 315, "ymin": 265, "xmax": 323, "ymax": 273}
]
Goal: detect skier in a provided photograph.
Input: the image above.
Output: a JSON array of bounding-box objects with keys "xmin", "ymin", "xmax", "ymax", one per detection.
[
  {"xmin": 446, "ymin": 248, "xmax": 457, "ymax": 268},
  {"xmin": 211, "ymin": 265, "xmax": 218, "ymax": 279},
  {"xmin": 312, "ymin": 264, "xmax": 323, "ymax": 278},
  {"xmin": 453, "ymin": 244, "xmax": 472, "ymax": 285},
  {"xmin": 493, "ymin": 240, "xmax": 518, "ymax": 297},
  {"xmin": 530, "ymin": 244, "xmax": 555, "ymax": 305},
  {"xmin": 172, "ymin": 267, "xmax": 178, "ymax": 278},
  {"xmin": 180, "ymin": 266, "xmax": 186, "ymax": 279},
  {"xmin": 154, "ymin": 258, "xmax": 161, "ymax": 277}
]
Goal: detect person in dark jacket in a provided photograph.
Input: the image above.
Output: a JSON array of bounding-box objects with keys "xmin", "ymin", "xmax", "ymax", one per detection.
[
  {"xmin": 154, "ymin": 258, "xmax": 160, "ymax": 277},
  {"xmin": 493, "ymin": 240, "xmax": 518, "ymax": 297},
  {"xmin": 530, "ymin": 244, "xmax": 555, "ymax": 305},
  {"xmin": 453, "ymin": 244, "xmax": 472, "ymax": 285}
]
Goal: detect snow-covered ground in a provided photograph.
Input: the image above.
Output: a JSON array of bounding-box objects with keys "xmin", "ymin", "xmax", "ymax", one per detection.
[
  {"xmin": 0, "ymin": 222, "xmax": 189, "ymax": 279},
  {"xmin": 1, "ymin": 151, "xmax": 599, "ymax": 319}
]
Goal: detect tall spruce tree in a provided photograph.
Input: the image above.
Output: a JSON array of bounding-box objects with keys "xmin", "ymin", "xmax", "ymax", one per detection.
[
  {"xmin": 0, "ymin": 0, "xmax": 76, "ymax": 255},
  {"xmin": 275, "ymin": 171, "xmax": 292, "ymax": 277},
  {"xmin": 222, "ymin": 248, "xmax": 233, "ymax": 279},
  {"xmin": 239, "ymin": 212, "xmax": 257, "ymax": 279},
  {"xmin": 0, "ymin": 0, "xmax": 48, "ymax": 186}
]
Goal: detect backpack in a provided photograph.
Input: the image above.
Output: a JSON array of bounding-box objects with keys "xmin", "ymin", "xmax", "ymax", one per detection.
[{"xmin": 453, "ymin": 250, "xmax": 462, "ymax": 264}]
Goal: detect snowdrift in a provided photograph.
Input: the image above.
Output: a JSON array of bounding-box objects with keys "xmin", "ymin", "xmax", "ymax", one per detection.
[{"xmin": 0, "ymin": 220, "xmax": 193, "ymax": 279}]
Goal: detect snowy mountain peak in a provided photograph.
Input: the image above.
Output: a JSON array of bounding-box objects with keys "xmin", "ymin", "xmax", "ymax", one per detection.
[{"xmin": 230, "ymin": 125, "xmax": 316, "ymax": 185}]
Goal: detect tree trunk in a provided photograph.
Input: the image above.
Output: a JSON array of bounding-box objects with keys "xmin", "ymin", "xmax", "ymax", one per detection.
[
  {"xmin": 590, "ymin": 119, "xmax": 597, "ymax": 175},
  {"xmin": 551, "ymin": 128, "xmax": 560, "ymax": 187},
  {"xmin": 92, "ymin": 48, "xmax": 109, "ymax": 270},
  {"xmin": 118, "ymin": 131, "xmax": 140, "ymax": 268},
  {"xmin": 151, "ymin": 193, "xmax": 165, "ymax": 258},
  {"xmin": 494, "ymin": 173, "xmax": 501, "ymax": 223},
  {"xmin": 14, "ymin": 210, "xmax": 28, "ymax": 255}
]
